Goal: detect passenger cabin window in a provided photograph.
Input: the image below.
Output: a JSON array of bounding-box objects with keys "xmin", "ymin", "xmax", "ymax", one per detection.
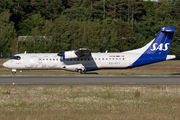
[{"xmin": 11, "ymin": 56, "xmax": 21, "ymax": 60}]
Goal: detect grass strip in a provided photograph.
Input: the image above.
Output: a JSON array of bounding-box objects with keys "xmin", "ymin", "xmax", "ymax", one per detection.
[{"xmin": 0, "ymin": 85, "xmax": 180, "ymax": 119}]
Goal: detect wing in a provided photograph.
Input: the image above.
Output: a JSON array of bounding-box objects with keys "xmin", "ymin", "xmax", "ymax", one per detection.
[
  {"xmin": 75, "ymin": 48, "xmax": 91, "ymax": 57},
  {"xmin": 58, "ymin": 48, "xmax": 91, "ymax": 59}
]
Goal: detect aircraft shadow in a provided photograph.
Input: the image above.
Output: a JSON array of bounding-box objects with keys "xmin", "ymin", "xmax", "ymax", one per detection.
[
  {"xmin": 170, "ymin": 73, "xmax": 180, "ymax": 75},
  {"xmin": 86, "ymin": 72, "xmax": 98, "ymax": 74}
]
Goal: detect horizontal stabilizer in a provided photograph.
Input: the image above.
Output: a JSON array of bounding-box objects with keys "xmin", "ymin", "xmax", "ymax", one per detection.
[
  {"xmin": 163, "ymin": 30, "xmax": 173, "ymax": 32},
  {"xmin": 166, "ymin": 55, "xmax": 176, "ymax": 60}
]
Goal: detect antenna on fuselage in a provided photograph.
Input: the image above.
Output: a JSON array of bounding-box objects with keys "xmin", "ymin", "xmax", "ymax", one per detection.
[{"xmin": 24, "ymin": 51, "xmax": 26, "ymax": 54}]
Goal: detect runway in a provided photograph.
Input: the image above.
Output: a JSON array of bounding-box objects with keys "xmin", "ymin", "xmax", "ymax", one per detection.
[{"xmin": 0, "ymin": 76, "xmax": 180, "ymax": 85}]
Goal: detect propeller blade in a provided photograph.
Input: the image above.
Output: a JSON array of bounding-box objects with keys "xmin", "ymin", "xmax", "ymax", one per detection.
[{"xmin": 57, "ymin": 46, "xmax": 62, "ymax": 56}]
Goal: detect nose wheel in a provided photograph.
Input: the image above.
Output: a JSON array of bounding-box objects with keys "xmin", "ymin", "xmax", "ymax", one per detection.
[{"xmin": 12, "ymin": 69, "xmax": 16, "ymax": 74}]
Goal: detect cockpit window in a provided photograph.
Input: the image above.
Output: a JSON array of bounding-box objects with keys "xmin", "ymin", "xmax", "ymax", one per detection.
[{"xmin": 11, "ymin": 56, "xmax": 21, "ymax": 60}]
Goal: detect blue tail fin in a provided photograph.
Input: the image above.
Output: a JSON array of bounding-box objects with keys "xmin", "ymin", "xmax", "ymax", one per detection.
[
  {"xmin": 144, "ymin": 26, "xmax": 176, "ymax": 55},
  {"xmin": 132, "ymin": 26, "xmax": 176, "ymax": 67}
]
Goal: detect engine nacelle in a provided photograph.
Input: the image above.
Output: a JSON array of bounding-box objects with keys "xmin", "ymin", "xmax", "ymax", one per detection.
[{"xmin": 62, "ymin": 51, "xmax": 78, "ymax": 59}]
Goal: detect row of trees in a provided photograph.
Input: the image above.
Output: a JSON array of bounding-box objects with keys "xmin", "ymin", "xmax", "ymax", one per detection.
[{"xmin": 0, "ymin": 0, "xmax": 180, "ymax": 58}]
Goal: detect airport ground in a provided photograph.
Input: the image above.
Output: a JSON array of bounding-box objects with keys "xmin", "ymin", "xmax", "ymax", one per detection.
[{"xmin": 0, "ymin": 59, "xmax": 180, "ymax": 119}]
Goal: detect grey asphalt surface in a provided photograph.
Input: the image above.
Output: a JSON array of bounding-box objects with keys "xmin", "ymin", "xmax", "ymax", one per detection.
[{"xmin": 0, "ymin": 76, "xmax": 180, "ymax": 85}]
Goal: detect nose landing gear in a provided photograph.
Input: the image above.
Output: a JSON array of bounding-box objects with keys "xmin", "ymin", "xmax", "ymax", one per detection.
[{"xmin": 12, "ymin": 69, "xmax": 16, "ymax": 74}]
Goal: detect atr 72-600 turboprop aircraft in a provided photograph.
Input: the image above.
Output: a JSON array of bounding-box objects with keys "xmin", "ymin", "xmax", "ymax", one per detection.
[{"xmin": 3, "ymin": 26, "xmax": 176, "ymax": 74}]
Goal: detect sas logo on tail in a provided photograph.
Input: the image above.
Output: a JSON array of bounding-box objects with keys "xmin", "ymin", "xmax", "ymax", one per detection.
[{"xmin": 150, "ymin": 43, "xmax": 169, "ymax": 51}]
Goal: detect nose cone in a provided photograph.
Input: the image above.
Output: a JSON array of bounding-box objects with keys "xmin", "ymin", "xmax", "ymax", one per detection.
[{"xmin": 3, "ymin": 62, "xmax": 8, "ymax": 68}]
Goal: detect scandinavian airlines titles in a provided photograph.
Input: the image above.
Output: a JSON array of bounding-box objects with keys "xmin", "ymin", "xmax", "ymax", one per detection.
[{"xmin": 150, "ymin": 43, "xmax": 169, "ymax": 51}]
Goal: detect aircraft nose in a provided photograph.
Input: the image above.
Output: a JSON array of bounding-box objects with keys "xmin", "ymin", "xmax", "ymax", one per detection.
[{"xmin": 3, "ymin": 62, "xmax": 8, "ymax": 68}]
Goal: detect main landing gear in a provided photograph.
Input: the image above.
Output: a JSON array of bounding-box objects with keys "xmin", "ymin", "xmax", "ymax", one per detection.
[
  {"xmin": 78, "ymin": 69, "xmax": 86, "ymax": 74},
  {"xmin": 12, "ymin": 69, "xmax": 22, "ymax": 74}
]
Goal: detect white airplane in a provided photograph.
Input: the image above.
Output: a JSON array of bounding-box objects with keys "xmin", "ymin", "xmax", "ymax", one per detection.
[{"xmin": 3, "ymin": 26, "xmax": 176, "ymax": 74}]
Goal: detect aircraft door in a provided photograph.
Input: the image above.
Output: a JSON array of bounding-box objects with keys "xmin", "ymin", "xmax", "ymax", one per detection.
[
  {"xmin": 128, "ymin": 54, "xmax": 134, "ymax": 67},
  {"xmin": 128, "ymin": 54, "xmax": 132, "ymax": 66},
  {"xmin": 60, "ymin": 58, "xmax": 66, "ymax": 68},
  {"xmin": 38, "ymin": 57, "xmax": 42, "ymax": 64}
]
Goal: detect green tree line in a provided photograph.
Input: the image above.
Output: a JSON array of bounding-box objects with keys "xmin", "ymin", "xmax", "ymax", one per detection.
[{"xmin": 0, "ymin": 0, "xmax": 180, "ymax": 58}]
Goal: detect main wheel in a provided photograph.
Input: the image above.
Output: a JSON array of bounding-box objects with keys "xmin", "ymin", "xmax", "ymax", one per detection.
[
  {"xmin": 12, "ymin": 71, "xmax": 16, "ymax": 74},
  {"xmin": 80, "ymin": 69, "xmax": 86, "ymax": 74},
  {"xmin": 78, "ymin": 69, "xmax": 81, "ymax": 73}
]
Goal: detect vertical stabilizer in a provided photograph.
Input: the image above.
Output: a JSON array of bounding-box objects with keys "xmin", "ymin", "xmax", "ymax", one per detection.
[
  {"xmin": 144, "ymin": 26, "xmax": 175, "ymax": 55},
  {"xmin": 131, "ymin": 26, "xmax": 176, "ymax": 67}
]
